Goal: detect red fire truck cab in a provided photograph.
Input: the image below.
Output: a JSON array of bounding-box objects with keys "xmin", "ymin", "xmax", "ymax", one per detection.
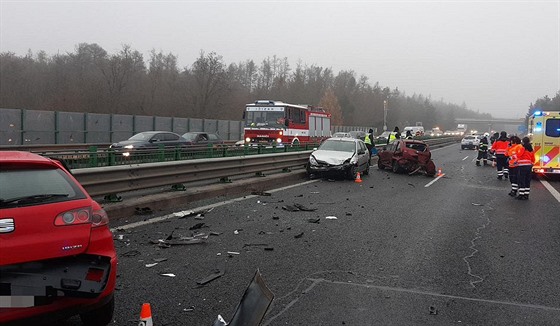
[{"xmin": 242, "ymin": 100, "xmax": 331, "ymax": 146}]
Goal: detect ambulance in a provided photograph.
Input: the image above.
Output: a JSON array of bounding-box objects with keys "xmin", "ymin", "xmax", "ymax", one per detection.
[{"xmin": 527, "ymin": 110, "xmax": 560, "ymax": 174}]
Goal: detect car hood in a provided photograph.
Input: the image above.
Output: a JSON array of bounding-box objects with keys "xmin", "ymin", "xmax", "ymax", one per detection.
[{"xmin": 312, "ymin": 150, "xmax": 354, "ymax": 165}]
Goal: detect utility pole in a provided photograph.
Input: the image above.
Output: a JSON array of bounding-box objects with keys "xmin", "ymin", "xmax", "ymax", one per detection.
[{"xmin": 383, "ymin": 99, "xmax": 388, "ymax": 132}]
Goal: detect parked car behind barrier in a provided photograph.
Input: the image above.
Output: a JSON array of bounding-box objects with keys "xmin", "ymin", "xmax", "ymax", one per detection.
[{"xmin": 110, "ymin": 131, "xmax": 188, "ymax": 156}]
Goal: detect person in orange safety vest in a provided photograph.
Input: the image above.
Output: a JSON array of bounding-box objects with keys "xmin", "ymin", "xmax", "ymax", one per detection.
[
  {"xmin": 490, "ymin": 131, "xmax": 509, "ymax": 180},
  {"xmin": 515, "ymin": 137, "xmax": 536, "ymax": 200},
  {"xmin": 506, "ymin": 136, "xmax": 522, "ymax": 197}
]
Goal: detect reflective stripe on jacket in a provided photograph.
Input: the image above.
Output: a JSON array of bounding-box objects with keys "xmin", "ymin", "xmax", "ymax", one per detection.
[
  {"xmin": 491, "ymin": 140, "xmax": 509, "ymax": 155},
  {"xmin": 364, "ymin": 134, "xmax": 372, "ymax": 145},
  {"xmin": 517, "ymin": 147, "xmax": 535, "ymax": 166}
]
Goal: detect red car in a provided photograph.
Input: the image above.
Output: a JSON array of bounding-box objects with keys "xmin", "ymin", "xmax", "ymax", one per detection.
[
  {"xmin": 377, "ymin": 139, "xmax": 436, "ymax": 176},
  {"xmin": 0, "ymin": 151, "xmax": 117, "ymax": 325}
]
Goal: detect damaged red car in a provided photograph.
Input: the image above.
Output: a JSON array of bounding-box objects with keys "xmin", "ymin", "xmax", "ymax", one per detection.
[
  {"xmin": 0, "ymin": 151, "xmax": 117, "ymax": 326},
  {"xmin": 377, "ymin": 139, "xmax": 436, "ymax": 177}
]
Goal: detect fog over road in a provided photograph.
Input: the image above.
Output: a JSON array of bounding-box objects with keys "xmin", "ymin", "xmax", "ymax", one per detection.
[{"xmin": 57, "ymin": 143, "xmax": 560, "ymax": 325}]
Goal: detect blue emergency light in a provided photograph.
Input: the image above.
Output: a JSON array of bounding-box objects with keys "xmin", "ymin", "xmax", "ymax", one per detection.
[
  {"xmin": 535, "ymin": 121, "xmax": 543, "ymax": 132},
  {"xmin": 534, "ymin": 110, "xmax": 542, "ymax": 116}
]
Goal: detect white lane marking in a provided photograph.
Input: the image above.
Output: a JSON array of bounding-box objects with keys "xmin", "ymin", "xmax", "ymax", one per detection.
[
  {"xmin": 424, "ymin": 173, "xmax": 445, "ymax": 187},
  {"xmin": 462, "ymin": 156, "xmax": 469, "ymax": 161},
  {"xmin": 111, "ymin": 180, "xmax": 319, "ymax": 231},
  {"xmin": 540, "ymin": 180, "xmax": 560, "ymax": 203}
]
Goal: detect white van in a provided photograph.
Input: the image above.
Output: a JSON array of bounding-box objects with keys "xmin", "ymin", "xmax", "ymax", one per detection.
[{"xmin": 402, "ymin": 126, "xmax": 425, "ymax": 137}]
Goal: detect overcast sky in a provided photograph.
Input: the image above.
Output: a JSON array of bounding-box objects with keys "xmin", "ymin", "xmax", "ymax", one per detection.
[{"xmin": 1, "ymin": 0, "xmax": 559, "ymax": 119}]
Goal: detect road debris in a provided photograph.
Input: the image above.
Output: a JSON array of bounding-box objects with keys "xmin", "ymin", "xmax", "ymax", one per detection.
[
  {"xmin": 243, "ymin": 243, "xmax": 269, "ymax": 248},
  {"xmin": 189, "ymin": 223, "xmax": 206, "ymax": 230},
  {"xmin": 153, "ymin": 258, "xmax": 168, "ymax": 262},
  {"xmin": 160, "ymin": 273, "xmax": 176, "ymax": 277},
  {"xmin": 264, "ymin": 247, "xmax": 274, "ymax": 251},
  {"xmin": 145, "ymin": 263, "xmax": 158, "ymax": 268},
  {"xmin": 134, "ymin": 207, "xmax": 153, "ymax": 215},
  {"xmin": 121, "ymin": 250, "xmax": 141, "ymax": 257},
  {"xmin": 294, "ymin": 203, "xmax": 317, "ymax": 211},
  {"xmin": 227, "ymin": 251, "xmax": 240, "ymax": 255},
  {"xmin": 282, "ymin": 205, "xmax": 300, "ymax": 212},
  {"xmin": 196, "ymin": 268, "xmax": 225, "ymax": 285},
  {"xmin": 429, "ymin": 306, "xmax": 438, "ymax": 315},
  {"xmin": 294, "ymin": 232, "xmax": 304, "ymax": 238},
  {"xmin": 251, "ymin": 191, "xmax": 272, "ymax": 196},
  {"xmin": 325, "ymin": 216, "xmax": 338, "ymax": 220},
  {"xmin": 307, "ymin": 218, "xmax": 320, "ymax": 224},
  {"xmin": 471, "ymin": 203, "xmax": 483, "ymax": 206}
]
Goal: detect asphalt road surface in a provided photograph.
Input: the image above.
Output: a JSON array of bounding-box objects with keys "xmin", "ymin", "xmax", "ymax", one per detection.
[{"xmin": 58, "ymin": 143, "xmax": 560, "ymax": 325}]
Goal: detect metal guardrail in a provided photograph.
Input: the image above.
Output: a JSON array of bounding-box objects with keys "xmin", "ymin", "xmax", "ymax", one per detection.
[
  {"xmin": 72, "ymin": 137, "xmax": 458, "ymax": 199},
  {"xmin": 73, "ymin": 151, "xmax": 311, "ymax": 197}
]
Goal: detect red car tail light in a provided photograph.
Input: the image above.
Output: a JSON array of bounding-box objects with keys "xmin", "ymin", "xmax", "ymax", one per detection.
[
  {"xmin": 54, "ymin": 208, "xmax": 92, "ymax": 226},
  {"xmin": 54, "ymin": 207, "xmax": 109, "ymax": 227},
  {"xmin": 91, "ymin": 208, "xmax": 109, "ymax": 227}
]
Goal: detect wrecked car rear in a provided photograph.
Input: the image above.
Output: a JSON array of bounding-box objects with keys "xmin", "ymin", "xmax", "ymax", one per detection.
[{"xmin": 377, "ymin": 139, "xmax": 436, "ymax": 176}]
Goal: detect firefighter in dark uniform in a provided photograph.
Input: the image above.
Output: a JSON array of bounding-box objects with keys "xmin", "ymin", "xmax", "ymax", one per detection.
[
  {"xmin": 490, "ymin": 131, "xmax": 509, "ymax": 179},
  {"xmin": 476, "ymin": 133, "xmax": 489, "ymax": 166}
]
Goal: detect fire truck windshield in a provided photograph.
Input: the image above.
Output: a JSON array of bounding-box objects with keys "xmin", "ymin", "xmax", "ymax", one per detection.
[{"xmin": 245, "ymin": 111, "xmax": 286, "ymax": 128}]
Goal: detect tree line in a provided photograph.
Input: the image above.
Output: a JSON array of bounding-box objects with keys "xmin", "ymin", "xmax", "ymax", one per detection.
[{"xmin": 1, "ymin": 43, "xmax": 556, "ymax": 133}]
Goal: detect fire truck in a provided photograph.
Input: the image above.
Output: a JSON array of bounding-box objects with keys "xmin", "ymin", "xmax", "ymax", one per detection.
[
  {"xmin": 527, "ymin": 110, "xmax": 560, "ymax": 174},
  {"xmin": 242, "ymin": 100, "xmax": 331, "ymax": 146}
]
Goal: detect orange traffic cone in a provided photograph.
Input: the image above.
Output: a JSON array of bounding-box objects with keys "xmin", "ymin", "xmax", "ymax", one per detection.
[
  {"xmin": 355, "ymin": 172, "xmax": 362, "ymax": 183},
  {"xmin": 437, "ymin": 168, "xmax": 443, "ymax": 176},
  {"xmin": 139, "ymin": 303, "xmax": 153, "ymax": 326}
]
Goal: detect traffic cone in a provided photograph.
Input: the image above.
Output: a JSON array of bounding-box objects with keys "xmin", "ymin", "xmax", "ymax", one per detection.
[
  {"xmin": 437, "ymin": 168, "xmax": 442, "ymax": 176},
  {"xmin": 355, "ymin": 172, "xmax": 362, "ymax": 183},
  {"xmin": 138, "ymin": 303, "xmax": 153, "ymax": 326}
]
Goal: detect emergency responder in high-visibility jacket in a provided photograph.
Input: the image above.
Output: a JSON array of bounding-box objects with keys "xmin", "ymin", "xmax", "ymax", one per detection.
[
  {"xmin": 364, "ymin": 129, "xmax": 374, "ymax": 156},
  {"xmin": 387, "ymin": 126, "xmax": 401, "ymax": 145},
  {"xmin": 506, "ymin": 136, "xmax": 522, "ymax": 196},
  {"xmin": 490, "ymin": 131, "xmax": 509, "ymax": 180},
  {"xmin": 515, "ymin": 137, "xmax": 536, "ymax": 200},
  {"xmin": 476, "ymin": 133, "xmax": 490, "ymax": 166}
]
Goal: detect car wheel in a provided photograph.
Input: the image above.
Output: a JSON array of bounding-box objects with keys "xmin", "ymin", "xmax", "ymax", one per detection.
[
  {"xmin": 425, "ymin": 160, "xmax": 436, "ymax": 177},
  {"xmin": 377, "ymin": 159, "xmax": 385, "ymax": 170},
  {"xmin": 461, "ymin": 146, "xmax": 465, "ymax": 149},
  {"xmin": 347, "ymin": 165, "xmax": 357, "ymax": 180},
  {"xmin": 392, "ymin": 161, "xmax": 402, "ymax": 174},
  {"xmin": 363, "ymin": 161, "xmax": 370, "ymax": 175},
  {"xmin": 80, "ymin": 297, "xmax": 114, "ymax": 326}
]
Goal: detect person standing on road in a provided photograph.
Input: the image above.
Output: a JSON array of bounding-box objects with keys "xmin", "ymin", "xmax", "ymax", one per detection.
[
  {"xmin": 364, "ymin": 129, "xmax": 374, "ymax": 156},
  {"xmin": 476, "ymin": 133, "xmax": 490, "ymax": 166},
  {"xmin": 506, "ymin": 136, "xmax": 522, "ymax": 196},
  {"xmin": 387, "ymin": 126, "xmax": 401, "ymax": 145},
  {"xmin": 405, "ymin": 130, "xmax": 413, "ymax": 139},
  {"xmin": 515, "ymin": 137, "xmax": 535, "ymax": 200},
  {"xmin": 490, "ymin": 131, "xmax": 509, "ymax": 180}
]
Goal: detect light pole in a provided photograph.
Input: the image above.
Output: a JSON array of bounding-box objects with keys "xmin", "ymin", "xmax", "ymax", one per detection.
[{"xmin": 383, "ymin": 99, "xmax": 388, "ymax": 132}]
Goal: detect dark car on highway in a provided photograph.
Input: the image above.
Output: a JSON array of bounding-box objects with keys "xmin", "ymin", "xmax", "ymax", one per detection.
[
  {"xmin": 181, "ymin": 132, "xmax": 225, "ymax": 147},
  {"xmin": 0, "ymin": 151, "xmax": 117, "ymax": 325},
  {"xmin": 110, "ymin": 131, "xmax": 188, "ymax": 156}
]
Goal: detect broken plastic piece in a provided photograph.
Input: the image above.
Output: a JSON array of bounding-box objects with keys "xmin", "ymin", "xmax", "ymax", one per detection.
[
  {"xmin": 122, "ymin": 250, "xmax": 141, "ymax": 257},
  {"xmin": 189, "ymin": 223, "xmax": 205, "ymax": 230},
  {"xmin": 308, "ymin": 218, "xmax": 320, "ymax": 224},
  {"xmin": 294, "ymin": 232, "xmax": 304, "ymax": 239},
  {"xmin": 160, "ymin": 273, "xmax": 176, "ymax": 277},
  {"xmin": 145, "ymin": 263, "xmax": 158, "ymax": 268},
  {"xmin": 282, "ymin": 205, "xmax": 300, "ymax": 212},
  {"xmin": 212, "ymin": 314, "xmax": 227, "ymax": 326},
  {"xmin": 471, "ymin": 203, "xmax": 483, "ymax": 206},
  {"xmin": 293, "ymin": 203, "xmax": 317, "ymax": 211},
  {"xmin": 196, "ymin": 268, "xmax": 225, "ymax": 285},
  {"xmin": 228, "ymin": 251, "xmax": 240, "ymax": 255},
  {"xmin": 325, "ymin": 216, "xmax": 338, "ymax": 219}
]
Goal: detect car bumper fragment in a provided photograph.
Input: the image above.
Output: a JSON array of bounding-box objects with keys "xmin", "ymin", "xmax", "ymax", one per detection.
[{"xmin": 0, "ymin": 254, "xmax": 112, "ymax": 306}]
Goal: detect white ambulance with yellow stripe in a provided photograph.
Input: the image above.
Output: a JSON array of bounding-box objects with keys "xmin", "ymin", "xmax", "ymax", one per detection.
[{"xmin": 527, "ymin": 111, "xmax": 560, "ymax": 174}]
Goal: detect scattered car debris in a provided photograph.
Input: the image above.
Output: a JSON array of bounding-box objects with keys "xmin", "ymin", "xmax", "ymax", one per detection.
[
  {"xmin": 122, "ymin": 250, "xmax": 141, "ymax": 257},
  {"xmin": 183, "ymin": 306, "xmax": 195, "ymax": 312},
  {"xmin": 166, "ymin": 230, "xmax": 175, "ymax": 240},
  {"xmin": 153, "ymin": 258, "xmax": 168, "ymax": 262},
  {"xmin": 196, "ymin": 268, "xmax": 225, "ymax": 285},
  {"xmin": 272, "ymin": 216, "xmax": 279, "ymax": 220},
  {"xmin": 150, "ymin": 234, "xmax": 208, "ymax": 246},
  {"xmin": 264, "ymin": 247, "xmax": 274, "ymax": 251},
  {"xmin": 282, "ymin": 205, "xmax": 300, "ymax": 212},
  {"xmin": 135, "ymin": 207, "xmax": 153, "ymax": 215},
  {"xmin": 227, "ymin": 251, "xmax": 240, "ymax": 255},
  {"xmin": 210, "ymin": 232, "xmax": 222, "ymax": 236},
  {"xmin": 175, "ymin": 207, "xmax": 215, "ymax": 219},
  {"xmin": 471, "ymin": 203, "xmax": 483, "ymax": 206},
  {"xmin": 212, "ymin": 269, "xmax": 274, "ymax": 326},
  {"xmin": 294, "ymin": 232, "xmax": 304, "ymax": 238},
  {"xmin": 308, "ymin": 218, "xmax": 320, "ymax": 224},
  {"xmin": 160, "ymin": 273, "xmax": 176, "ymax": 277},
  {"xmin": 251, "ymin": 191, "xmax": 272, "ymax": 196},
  {"xmin": 189, "ymin": 223, "xmax": 206, "ymax": 230},
  {"xmin": 408, "ymin": 183, "xmax": 415, "ymax": 187},
  {"xmin": 429, "ymin": 306, "xmax": 438, "ymax": 315},
  {"xmin": 243, "ymin": 243, "xmax": 269, "ymax": 248},
  {"xmin": 145, "ymin": 263, "xmax": 158, "ymax": 268},
  {"xmin": 325, "ymin": 216, "xmax": 338, "ymax": 220},
  {"xmin": 293, "ymin": 203, "xmax": 317, "ymax": 211}
]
